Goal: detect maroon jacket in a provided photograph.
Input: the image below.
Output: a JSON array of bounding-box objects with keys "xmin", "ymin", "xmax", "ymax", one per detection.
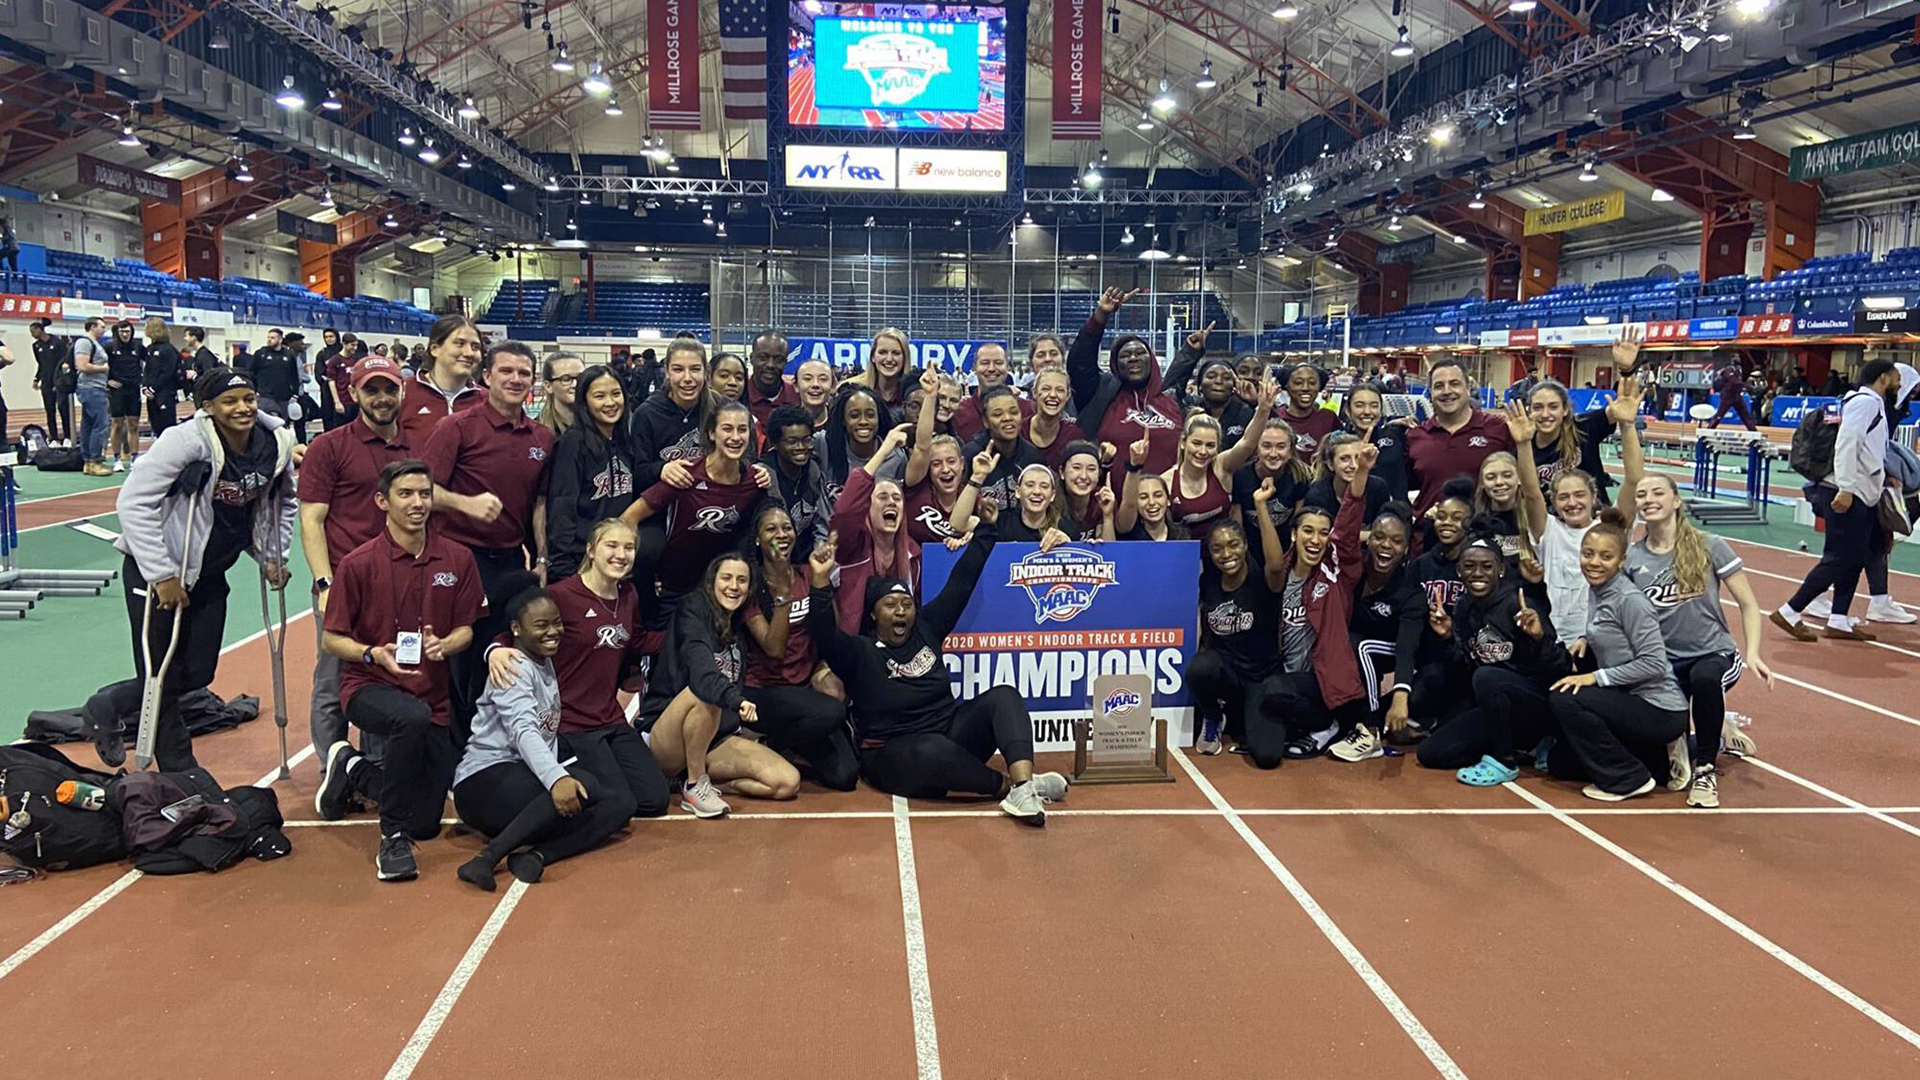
[
  {"xmin": 829, "ymin": 467, "xmax": 922, "ymax": 634},
  {"xmin": 1299, "ymin": 486, "xmax": 1367, "ymax": 710}
]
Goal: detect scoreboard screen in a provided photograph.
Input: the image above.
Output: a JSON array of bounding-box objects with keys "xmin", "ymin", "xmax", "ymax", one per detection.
[{"xmin": 787, "ymin": 3, "xmax": 1009, "ymax": 131}]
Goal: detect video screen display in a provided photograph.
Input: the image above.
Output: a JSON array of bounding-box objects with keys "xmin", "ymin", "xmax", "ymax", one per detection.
[{"xmin": 787, "ymin": 3, "xmax": 1008, "ymax": 131}]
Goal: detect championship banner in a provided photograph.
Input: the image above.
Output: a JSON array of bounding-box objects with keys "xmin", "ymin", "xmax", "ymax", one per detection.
[
  {"xmin": 1052, "ymin": 0, "xmax": 1102, "ymax": 139},
  {"xmin": 784, "ymin": 336, "xmax": 1002, "ymax": 375},
  {"xmin": 1789, "ymin": 122, "xmax": 1920, "ymax": 182},
  {"xmin": 922, "ymin": 541, "xmax": 1200, "ymax": 751},
  {"xmin": 0, "ymin": 294, "xmax": 63, "ymax": 320},
  {"xmin": 1522, "ymin": 190, "xmax": 1625, "ymax": 236},
  {"xmin": 75, "ymin": 153, "xmax": 182, "ymax": 206},
  {"xmin": 648, "ymin": 0, "xmax": 702, "ymax": 131}
]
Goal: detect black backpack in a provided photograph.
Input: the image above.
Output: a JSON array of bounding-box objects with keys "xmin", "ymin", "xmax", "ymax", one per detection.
[
  {"xmin": 33, "ymin": 446, "xmax": 84, "ymax": 472},
  {"xmin": 1790, "ymin": 389, "xmax": 1881, "ymax": 481},
  {"xmin": 0, "ymin": 743, "xmax": 126, "ymax": 870}
]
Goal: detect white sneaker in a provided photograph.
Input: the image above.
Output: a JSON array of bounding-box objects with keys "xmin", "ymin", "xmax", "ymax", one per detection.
[
  {"xmin": 1722, "ymin": 714, "xmax": 1757, "ymax": 757},
  {"xmin": 998, "ymin": 781, "xmax": 1046, "ymax": 826},
  {"xmin": 1328, "ymin": 726, "xmax": 1384, "ymax": 762},
  {"xmin": 1665, "ymin": 736, "xmax": 1692, "ymax": 791},
  {"xmin": 679, "ymin": 774, "xmax": 730, "ymax": 818},
  {"xmin": 1582, "ymin": 777, "xmax": 1657, "ymax": 802},
  {"xmin": 1803, "ymin": 596, "xmax": 1832, "ymax": 620},
  {"xmin": 1866, "ymin": 598, "xmax": 1918, "ymax": 624},
  {"xmin": 1029, "ymin": 772, "xmax": 1070, "ymax": 803},
  {"xmin": 111, "ymin": 458, "xmax": 125, "ymax": 472},
  {"xmin": 1687, "ymin": 764, "xmax": 1721, "ymax": 809}
]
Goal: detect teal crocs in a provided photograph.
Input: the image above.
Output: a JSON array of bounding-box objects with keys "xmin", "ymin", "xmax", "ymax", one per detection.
[{"xmin": 1456, "ymin": 755, "xmax": 1520, "ymax": 787}]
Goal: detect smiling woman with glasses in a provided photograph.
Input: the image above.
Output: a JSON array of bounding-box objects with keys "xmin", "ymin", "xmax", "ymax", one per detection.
[{"xmin": 538, "ymin": 352, "xmax": 587, "ymax": 438}]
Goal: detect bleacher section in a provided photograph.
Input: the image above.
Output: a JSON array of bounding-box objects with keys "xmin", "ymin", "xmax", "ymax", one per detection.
[
  {"xmin": 1260, "ymin": 248, "xmax": 1920, "ymax": 353},
  {"xmin": 5, "ymin": 250, "xmax": 434, "ymax": 335},
  {"xmin": 481, "ymin": 279, "xmax": 557, "ymax": 323},
  {"xmin": 549, "ymin": 281, "xmax": 709, "ymax": 337}
]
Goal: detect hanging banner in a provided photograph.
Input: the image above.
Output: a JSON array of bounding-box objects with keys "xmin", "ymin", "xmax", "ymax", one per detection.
[
  {"xmin": 784, "ymin": 336, "xmax": 1003, "ymax": 375},
  {"xmin": 1794, "ymin": 314, "xmax": 1853, "ymax": 336},
  {"xmin": 1855, "ymin": 307, "xmax": 1920, "ymax": 334},
  {"xmin": 1789, "ymin": 122, "xmax": 1920, "ymax": 182},
  {"xmin": 922, "ymin": 541, "xmax": 1199, "ymax": 751},
  {"xmin": 1377, "ymin": 234, "xmax": 1436, "ymax": 264},
  {"xmin": 276, "ymin": 210, "xmax": 338, "ymax": 245},
  {"xmin": 74, "ymin": 153, "xmax": 182, "ymax": 206},
  {"xmin": 1687, "ymin": 316, "xmax": 1739, "ymax": 341},
  {"xmin": 1645, "ymin": 319, "xmax": 1690, "ymax": 342},
  {"xmin": 1522, "ymin": 190, "xmax": 1626, "ymax": 236},
  {"xmin": 648, "ymin": 0, "xmax": 702, "ymax": 130},
  {"xmin": 0, "ymin": 294, "xmax": 63, "ymax": 320},
  {"xmin": 1052, "ymin": 0, "xmax": 1103, "ymax": 139},
  {"xmin": 1735, "ymin": 313, "xmax": 1795, "ymax": 338}
]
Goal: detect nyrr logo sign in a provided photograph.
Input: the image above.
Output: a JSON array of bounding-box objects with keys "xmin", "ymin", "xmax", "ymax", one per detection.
[
  {"xmin": 1007, "ymin": 547, "xmax": 1119, "ymax": 624},
  {"xmin": 784, "ymin": 146, "xmax": 897, "ymax": 190}
]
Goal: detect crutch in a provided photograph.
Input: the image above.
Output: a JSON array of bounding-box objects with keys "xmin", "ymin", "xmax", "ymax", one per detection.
[
  {"xmin": 260, "ymin": 467, "xmax": 293, "ymax": 781},
  {"xmin": 134, "ymin": 480, "xmax": 202, "ymax": 772}
]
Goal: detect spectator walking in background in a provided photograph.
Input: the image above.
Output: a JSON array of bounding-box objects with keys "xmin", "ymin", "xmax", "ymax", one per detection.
[{"xmin": 1708, "ymin": 359, "xmax": 1758, "ymax": 430}]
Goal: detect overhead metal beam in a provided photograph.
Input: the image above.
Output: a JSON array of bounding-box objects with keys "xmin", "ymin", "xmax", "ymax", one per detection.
[
  {"xmin": 544, "ymin": 175, "xmax": 1260, "ymax": 206},
  {"xmin": 504, "ymin": 26, "xmax": 720, "ymax": 142}
]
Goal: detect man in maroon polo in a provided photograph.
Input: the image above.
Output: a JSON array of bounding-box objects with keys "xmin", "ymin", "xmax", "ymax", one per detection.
[
  {"xmin": 318, "ymin": 459, "xmax": 485, "ymax": 881},
  {"xmin": 1406, "ymin": 357, "xmax": 1515, "ymax": 516},
  {"xmin": 423, "ymin": 339, "xmax": 554, "ymax": 729},
  {"xmin": 745, "ymin": 331, "xmax": 799, "ymax": 430},
  {"xmin": 299, "ymin": 354, "xmax": 413, "ymax": 773},
  {"xmin": 949, "ymin": 341, "xmax": 1031, "ymax": 442}
]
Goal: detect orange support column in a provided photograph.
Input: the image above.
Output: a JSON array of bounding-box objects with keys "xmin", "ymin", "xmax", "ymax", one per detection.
[
  {"xmin": 1380, "ymin": 262, "xmax": 1410, "ymax": 313},
  {"xmin": 299, "ymin": 239, "xmax": 335, "ymax": 297},
  {"xmin": 143, "ymin": 200, "xmax": 187, "ymax": 278},
  {"xmin": 329, "ymin": 250, "xmax": 358, "ymax": 298},
  {"xmin": 1701, "ymin": 209, "xmax": 1753, "ymax": 282},
  {"xmin": 1517, "ymin": 234, "xmax": 1560, "ymax": 299},
  {"xmin": 1764, "ymin": 184, "xmax": 1819, "ymax": 280}
]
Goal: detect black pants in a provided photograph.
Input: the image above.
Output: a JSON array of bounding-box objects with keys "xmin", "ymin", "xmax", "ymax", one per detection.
[
  {"xmin": 743, "ymin": 683, "xmax": 859, "ymax": 791},
  {"xmin": 1673, "ymin": 652, "xmax": 1741, "ymax": 765},
  {"xmin": 1417, "ymin": 666, "xmax": 1554, "ymax": 769},
  {"xmin": 1787, "ymin": 489, "xmax": 1884, "ymax": 619},
  {"xmin": 1252, "ymin": 670, "xmax": 1333, "ymax": 770},
  {"xmin": 1353, "ymin": 639, "xmax": 1466, "ymax": 727},
  {"xmin": 452, "ymin": 762, "xmax": 632, "ymax": 867},
  {"xmin": 41, "ymin": 385, "xmax": 73, "ymax": 442},
  {"xmin": 859, "ymin": 685, "xmax": 1033, "ymax": 799},
  {"xmin": 448, "ymin": 546, "xmax": 539, "ymax": 741},
  {"xmin": 1185, "ymin": 649, "xmax": 1274, "ymax": 746},
  {"xmin": 95, "ymin": 554, "xmax": 232, "ymax": 771},
  {"xmin": 557, "ymin": 725, "xmax": 671, "ymax": 818},
  {"xmin": 1549, "ymin": 687, "xmax": 1688, "ymax": 794},
  {"xmin": 345, "ymin": 684, "xmax": 458, "ymax": 838},
  {"xmin": 146, "ymin": 396, "xmax": 177, "ymax": 439}
]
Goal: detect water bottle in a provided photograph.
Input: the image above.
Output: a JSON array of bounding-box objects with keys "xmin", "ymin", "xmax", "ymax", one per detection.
[{"xmin": 55, "ymin": 780, "xmax": 107, "ymax": 812}]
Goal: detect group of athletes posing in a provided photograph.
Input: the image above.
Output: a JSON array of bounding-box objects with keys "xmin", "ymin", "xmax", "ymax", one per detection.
[{"xmin": 102, "ymin": 286, "xmax": 1881, "ymax": 888}]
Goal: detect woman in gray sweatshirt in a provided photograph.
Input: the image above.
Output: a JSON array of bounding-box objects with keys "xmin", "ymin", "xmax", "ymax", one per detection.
[
  {"xmin": 1547, "ymin": 507, "xmax": 1689, "ymax": 801},
  {"xmin": 451, "ymin": 588, "xmax": 636, "ymax": 890}
]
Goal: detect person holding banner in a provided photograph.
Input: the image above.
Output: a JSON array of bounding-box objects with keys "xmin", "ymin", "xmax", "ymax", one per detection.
[
  {"xmin": 806, "ymin": 504, "xmax": 1068, "ymax": 824},
  {"xmin": 1068, "ymin": 287, "xmax": 1183, "ymax": 491}
]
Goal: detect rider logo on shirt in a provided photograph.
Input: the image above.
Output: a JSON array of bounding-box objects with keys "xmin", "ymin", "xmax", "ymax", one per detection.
[
  {"xmin": 1370, "ymin": 600, "xmax": 1394, "ymax": 618},
  {"xmin": 528, "ymin": 446, "xmax": 547, "ymax": 462},
  {"xmin": 691, "ymin": 505, "xmax": 741, "ymax": 533},
  {"xmin": 432, "ymin": 572, "xmax": 459, "ymax": 588},
  {"xmin": 1124, "ymin": 408, "xmax": 1177, "ymax": 430},
  {"xmin": 915, "ymin": 504, "xmax": 958, "ymax": 538},
  {"xmin": 1468, "ymin": 435, "xmax": 1489, "ymax": 448},
  {"xmin": 1632, "ymin": 567, "xmax": 1694, "ymax": 608},
  {"xmin": 594, "ymin": 623, "xmax": 630, "ymax": 650},
  {"xmin": 1469, "ymin": 627, "xmax": 1514, "ymax": 664},
  {"xmin": 1205, "ymin": 601, "xmax": 1254, "ymax": 635},
  {"xmin": 886, "ymin": 646, "xmax": 939, "ymax": 680},
  {"xmin": 714, "ymin": 646, "xmax": 742, "ymax": 683}
]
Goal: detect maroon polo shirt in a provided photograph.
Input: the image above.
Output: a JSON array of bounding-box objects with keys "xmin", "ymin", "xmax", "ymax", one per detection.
[
  {"xmin": 548, "ymin": 574, "xmax": 662, "ymax": 732},
  {"xmin": 326, "ymin": 528, "xmax": 486, "ymax": 726},
  {"xmin": 949, "ymin": 389, "xmax": 1034, "ymax": 443},
  {"xmin": 424, "ymin": 400, "xmax": 555, "ymax": 550},
  {"xmin": 298, "ymin": 419, "xmax": 414, "ymax": 566},
  {"xmin": 398, "ymin": 371, "xmax": 483, "ymax": 446},
  {"xmin": 638, "ymin": 457, "xmax": 768, "ymax": 595},
  {"xmin": 1405, "ymin": 408, "xmax": 1516, "ymax": 515},
  {"xmin": 746, "ymin": 378, "xmax": 800, "ymax": 429}
]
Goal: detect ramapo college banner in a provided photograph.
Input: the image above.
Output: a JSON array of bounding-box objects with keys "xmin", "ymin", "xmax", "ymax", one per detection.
[
  {"xmin": 1789, "ymin": 122, "xmax": 1920, "ymax": 182},
  {"xmin": 1052, "ymin": 0, "xmax": 1102, "ymax": 139},
  {"xmin": 1523, "ymin": 190, "xmax": 1626, "ymax": 236},
  {"xmin": 922, "ymin": 541, "xmax": 1200, "ymax": 751},
  {"xmin": 648, "ymin": 0, "xmax": 701, "ymax": 130}
]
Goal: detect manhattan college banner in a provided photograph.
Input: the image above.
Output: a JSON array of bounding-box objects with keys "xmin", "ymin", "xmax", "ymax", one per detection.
[{"xmin": 922, "ymin": 541, "xmax": 1200, "ymax": 751}]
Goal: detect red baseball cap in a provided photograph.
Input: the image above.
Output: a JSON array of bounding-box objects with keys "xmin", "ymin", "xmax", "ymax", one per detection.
[{"xmin": 349, "ymin": 355, "xmax": 403, "ymax": 389}]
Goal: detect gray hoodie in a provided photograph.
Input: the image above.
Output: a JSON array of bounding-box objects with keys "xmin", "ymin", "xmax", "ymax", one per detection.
[
  {"xmin": 453, "ymin": 656, "xmax": 565, "ymax": 790},
  {"xmin": 1584, "ymin": 572, "xmax": 1686, "ymax": 713},
  {"xmin": 114, "ymin": 410, "xmax": 297, "ymax": 588}
]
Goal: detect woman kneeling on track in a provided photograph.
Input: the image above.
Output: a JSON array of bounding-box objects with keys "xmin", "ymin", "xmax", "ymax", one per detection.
[
  {"xmin": 454, "ymin": 588, "xmax": 634, "ymax": 891},
  {"xmin": 1242, "ymin": 443, "xmax": 1375, "ymax": 766},
  {"xmin": 1627, "ymin": 475, "xmax": 1775, "ymax": 808},
  {"xmin": 88, "ymin": 366, "xmax": 297, "ymax": 771},
  {"xmin": 638, "ymin": 553, "xmax": 803, "ymax": 818},
  {"xmin": 1414, "ymin": 534, "xmax": 1570, "ymax": 784},
  {"xmin": 743, "ymin": 504, "xmax": 860, "ymax": 792},
  {"xmin": 1188, "ymin": 515, "xmax": 1281, "ymax": 756},
  {"xmin": 806, "ymin": 503, "xmax": 1069, "ymax": 825},
  {"xmin": 487, "ymin": 518, "xmax": 671, "ymax": 820},
  {"xmin": 1328, "ymin": 502, "xmax": 1445, "ymax": 762},
  {"xmin": 1547, "ymin": 508, "xmax": 1691, "ymax": 802}
]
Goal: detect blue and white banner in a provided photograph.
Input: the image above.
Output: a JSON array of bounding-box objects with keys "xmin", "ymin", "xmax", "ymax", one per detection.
[
  {"xmin": 784, "ymin": 337, "xmax": 1002, "ymax": 376},
  {"xmin": 1688, "ymin": 316, "xmax": 1740, "ymax": 341},
  {"xmin": 1795, "ymin": 314, "xmax": 1854, "ymax": 336},
  {"xmin": 922, "ymin": 541, "xmax": 1201, "ymax": 750},
  {"xmin": 1770, "ymin": 395, "xmax": 1837, "ymax": 426}
]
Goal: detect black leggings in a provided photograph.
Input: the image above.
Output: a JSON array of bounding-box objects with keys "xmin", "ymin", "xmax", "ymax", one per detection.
[
  {"xmin": 743, "ymin": 683, "xmax": 859, "ymax": 791},
  {"xmin": 1186, "ymin": 648, "xmax": 1274, "ymax": 746},
  {"xmin": 1673, "ymin": 652, "xmax": 1742, "ymax": 765},
  {"xmin": 1353, "ymin": 639, "xmax": 1464, "ymax": 727},
  {"xmin": 452, "ymin": 762, "xmax": 633, "ymax": 868},
  {"xmin": 1549, "ymin": 687, "xmax": 1688, "ymax": 794},
  {"xmin": 41, "ymin": 385, "xmax": 72, "ymax": 442},
  {"xmin": 859, "ymin": 685, "xmax": 1033, "ymax": 799},
  {"xmin": 1417, "ymin": 666, "xmax": 1554, "ymax": 769},
  {"xmin": 558, "ymin": 724, "xmax": 672, "ymax": 818},
  {"xmin": 93, "ymin": 554, "xmax": 232, "ymax": 771},
  {"xmin": 1251, "ymin": 670, "xmax": 1338, "ymax": 770}
]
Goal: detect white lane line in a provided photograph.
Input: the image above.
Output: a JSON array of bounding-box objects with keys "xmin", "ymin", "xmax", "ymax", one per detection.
[
  {"xmin": 890, "ymin": 795, "xmax": 943, "ymax": 1080},
  {"xmin": 1765, "ymin": 668, "xmax": 1920, "ymax": 730},
  {"xmin": 1724, "ymin": 536, "xmax": 1920, "ymax": 582},
  {"xmin": 383, "ymin": 880, "xmax": 529, "ymax": 1080},
  {"xmin": 0, "ymin": 870, "xmax": 142, "ymax": 982},
  {"xmin": 1504, "ymin": 782, "xmax": 1920, "ymax": 1052},
  {"xmin": 250, "ymin": 743, "xmax": 316, "ymax": 789},
  {"xmin": 1716, "ymin": 595, "xmax": 1920, "ymax": 662},
  {"xmin": 1741, "ymin": 757, "xmax": 1920, "ymax": 842},
  {"xmin": 1173, "ymin": 750, "xmax": 1468, "ymax": 1079}
]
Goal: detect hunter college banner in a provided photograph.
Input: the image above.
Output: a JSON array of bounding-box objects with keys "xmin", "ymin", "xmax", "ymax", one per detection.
[
  {"xmin": 921, "ymin": 541, "xmax": 1200, "ymax": 751},
  {"xmin": 1523, "ymin": 190, "xmax": 1626, "ymax": 236}
]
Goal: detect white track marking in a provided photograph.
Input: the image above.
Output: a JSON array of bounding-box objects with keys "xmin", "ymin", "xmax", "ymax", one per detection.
[
  {"xmin": 383, "ymin": 880, "xmax": 529, "ymax": 1080},
  {"xmin": 1723, "ymin": 536, "xmax": 1920, "ymax": 582},
  {"xmin": 1717, "ymin": 595, "xmax": 1920, "ymax": 662},
  {"xmin": 1505, "ymin": 782, "xmax": 1920, "ymax": 1051},
  {"xmin": 1741, "ymin": 757, "xmax": 1920, "ymax": 841},
  {"xmin": 1174, "ymin": 750, "xmax": 1468, "ymax": 1079},
  {"xmin": 890, "ymin": 795, "xmax": 942, "ymax": 1080},
  {"xmin": 250, "ymin": 743, "xmax": 315, "ymax": 789},
  {"xmin": 0, "ymin": 870, "xmax": 142, "ymax": 982}
]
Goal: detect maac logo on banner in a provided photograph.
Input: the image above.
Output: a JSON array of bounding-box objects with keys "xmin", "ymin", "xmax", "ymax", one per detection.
[{"xmin": 1007, "ymin": 547, "xmax": 1118, "ymax": 624}]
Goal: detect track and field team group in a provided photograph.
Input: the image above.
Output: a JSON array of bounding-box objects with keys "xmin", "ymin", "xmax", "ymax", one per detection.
[{"xmin": 95, "ymin": 285, "xmax": 1920, "ymax": 888}]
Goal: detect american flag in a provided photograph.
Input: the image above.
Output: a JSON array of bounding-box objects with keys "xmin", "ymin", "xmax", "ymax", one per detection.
[{"xmin": 720, "ymin": 0, "xmax": 769, "ymax": 120}]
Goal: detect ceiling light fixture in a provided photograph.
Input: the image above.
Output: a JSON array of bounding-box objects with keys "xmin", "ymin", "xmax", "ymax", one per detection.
[
  {"xmin": 458, "ymin": 93, "xmax": 480, "ymax": 119},
  {"xmin": 1733, "ymin": 110, "xmax": 1757, "ymax": 139},
  {"xmin": 1120, "ymin": 226, "xmax": 1135, "ymax": 245},
  {"xmin": 1195, "ymin": 60, "xmax": 1216, "ymax": 90},
  {"xmin": 1650, "ymin": 186, "xmax": 1674, "ymax": 202},
  {"xmin": 398, "ymin": 125, "xmax": 417, "ymax": 147},
  {"xmin": 501, "ymin": 178, "xmax": 518, "ymax": 192},
  {"xmin": 1151, "ymin": 77, "xmax": 1176, "ymax": 113},
  {"xmin": 1271, "ymin": 2, "xmax": 1299, "ymax": 19},
  {"xmin": 418, "ymin": 139, "xmax": 442, "ymax": 164},
  {"xmin": 209, "ymin": 29, "xmax": 230, "ymax": 49},
  {"xmin": 317, "ymin": 186, "xmax": 335, "ymax": 209},
  {"xmin": 233, "ymin": 157, "xmax": 254, "ymax": 183},
  {"xmin": 551, "ymin": 41, "xmax": 574, "ymax": 73},
  {"xmin": 275, "ymin": 75, "xmax": 305, "ymax": 110},
  {"xmin": 1387, "ymin": 215, "xmax": 1403, "ymax": 231},
  {"xmin": 604, "ymin": 96, "xmax": 624, "ymax": 116},
  {"xmin": 1390, "ymin": 27, "xmax": 1415, "ymax": 58},
  {"xmin": 1453, "ymin": 234, "xmax": 1468, "ymax": 244},
  {"xmin": 582, "ymin": 61, "xmax": 612, "ymax": 96},
  {"xmin": 1430, "ymin": 122, "xmax": 1455, "ymax": 145},
  {"xmin": 456, "ymin": 153, "xmax": 473, "ymax": 169},
  {"xmin": 382, "ymin": 210, "xmax": 400, "ymax": 228},
  {"xmin": 1507, "ymin": 0, "xmax": 1538, "ymax": 11},
  {"xmin": 1468, "ymin": 189, "xmax": 1487, "ymax": 209},
  {"xmin": 117, "ymin": 122, "xmax": 140, "ymax": 148},
  {"xmin": 1136, "ymin": 109, "xmax": 1154, "ymax": 131},
  {"xmin": 544, "ymin": 176, "xmax": 561, "ymax": 191},
  {"xmin": 321, "ymin": 87, "xmax": 344, "ymax": 112},
  {"xmin": 1579, "ymin": 158, "xmax": 1599, "ymax": 181}
]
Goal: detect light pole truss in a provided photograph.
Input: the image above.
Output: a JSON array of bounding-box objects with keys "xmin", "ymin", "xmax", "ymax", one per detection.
[{"xmin": 224, "ymin": 0, "xmax": 546, "ymax": 184}]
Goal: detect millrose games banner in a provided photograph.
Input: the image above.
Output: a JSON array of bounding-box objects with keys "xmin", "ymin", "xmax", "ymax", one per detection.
[
  {"xmin": 1052, "ymin": 0, "xmax": 1102, "ymax": 139},
  {"xmin": 784, "ymin": 336, "xmax": 1003, "ymax": 375},
  {"xmin": 922, "ymin": 541, "xmax": 1200, "ymax": 751},
  {"xmin": 1789, "ymin": 122, "xmax": 1920, "ymax": 182},
  {"xmin": 648, "ymin": 0, "xmax": 701, "ymax": 130}
]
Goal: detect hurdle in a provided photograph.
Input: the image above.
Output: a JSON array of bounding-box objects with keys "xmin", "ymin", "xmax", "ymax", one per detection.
[
  {"xmin": 0, "ymin": 466, "xmax": 117, "ymax": 619},
  {"xmin": 1688, "ymin": 428, "xmax": 1783, "ymax": 526}
]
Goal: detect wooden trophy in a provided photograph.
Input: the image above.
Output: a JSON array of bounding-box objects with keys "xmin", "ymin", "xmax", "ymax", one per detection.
[{"xmin": 1071, "ymin": 672, "xmax": 1173, "ymax": 784}]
